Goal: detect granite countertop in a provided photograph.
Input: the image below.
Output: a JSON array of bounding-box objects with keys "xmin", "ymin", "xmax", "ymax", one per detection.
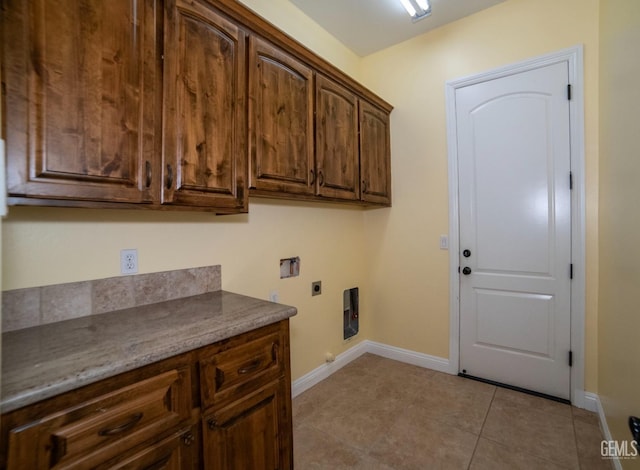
[{"xmin": 1, "ymin": 290, "xmax": 297, "ymax": 414}]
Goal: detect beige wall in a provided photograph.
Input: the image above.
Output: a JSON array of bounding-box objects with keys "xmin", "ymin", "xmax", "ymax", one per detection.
[
  {"xmin": 2, "ymin": 0, "xmax": 604, "ymax": 396},
  {"xmin": 598, "ymin": 0, "xmax": 640, "ymax": 461},
  {"xmin": 359, "ymin": 0, "xmax": 600, "ymax": 391},
  {"xmin": 1, "ymin": 1, "xmax": 366, "ymax": 382}
]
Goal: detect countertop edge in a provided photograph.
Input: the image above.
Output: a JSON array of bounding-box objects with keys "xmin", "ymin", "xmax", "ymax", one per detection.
[{"xmin": 1, "ymin": 294, "xmax": 297, "ymax": 414}]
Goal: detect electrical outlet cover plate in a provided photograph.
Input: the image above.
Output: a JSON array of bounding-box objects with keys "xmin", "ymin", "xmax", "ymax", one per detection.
[
  {"xmin": 311, "ymin": 281, "xmax": 322, "ymax": 296},
  {"xmin": 120, "ymin": 249, "xmax": 138, "ymax": 275}
]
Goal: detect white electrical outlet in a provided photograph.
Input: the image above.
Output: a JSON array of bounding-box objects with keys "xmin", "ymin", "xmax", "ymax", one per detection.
[{"xmin": 120, "ymin": 249, "xmax": 138, "ymax": 275}]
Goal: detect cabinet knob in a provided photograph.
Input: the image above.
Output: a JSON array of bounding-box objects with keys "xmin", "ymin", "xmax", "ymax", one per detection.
[
  {"xmin": 207, "ymin": 418, "xmax": 217, "ymax": 430},
  {"xmin": 182, "ymin": 431, "xmax": 195, "ymax": 446},
  {"xmin": 166, "ymin": 164, "xmax": 174, "ymax": 190}
]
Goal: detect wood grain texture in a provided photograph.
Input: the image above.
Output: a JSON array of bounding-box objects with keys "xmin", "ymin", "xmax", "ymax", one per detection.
[
  {"xmin": 4, "ymin": 0, "xmax": 157, "ymax": 202},
  {"xmin": 202, "ymin": 382, "xmax": 281, "ymax": 470},
  {"xmin": 249, "ymin": 35, "xmax": 314, "ymax": 195},
  {"xmin": 316, "ymin": 74, "xmax": 359, "ymax": 200},
  {"xmin": 162, "ymin": 0, "xmax": 248, "ymax": 211},
  {"xmin": 3, "ymin": 362, "xmax": 191, "ymax": 469},
  {"xmin": 1, "ymin": 320, "xmax": 293, "ymax": 470},
  {"xmin": 359, "ymin": 100, "xmax": 392, "ymax": 205}
]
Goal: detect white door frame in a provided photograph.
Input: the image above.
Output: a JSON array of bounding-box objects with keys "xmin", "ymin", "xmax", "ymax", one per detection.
[{"xmin": 445, "ymin": 45, "xmax": 587, "ymax": 407}]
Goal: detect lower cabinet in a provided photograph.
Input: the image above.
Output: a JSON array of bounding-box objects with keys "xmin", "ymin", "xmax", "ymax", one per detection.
[
  {"xmin": 0, "ymin": 321, "xmax": 292, "ymax": 470},
  {"xmin": 203, "ymin": 381, "xmax": 282, "ymax": 470}
]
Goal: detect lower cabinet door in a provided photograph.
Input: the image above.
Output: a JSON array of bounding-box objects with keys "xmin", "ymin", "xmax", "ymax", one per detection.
[
  {"xmin": 102, "ymin": 426, "xmax": 198, "ymax": 470},
  {"xmin": 202, "ymin": 381, "xmax": 282, "ymax": 470}
]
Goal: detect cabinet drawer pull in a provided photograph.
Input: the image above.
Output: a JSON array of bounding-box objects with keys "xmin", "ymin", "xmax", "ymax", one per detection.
[
  {"xmin": 145, "ymin": 160, "xmax": 152, "ymax": 188},
  {"xmin": 166, "ymin": 164, "xmax": 174, "ymax": 190},
  {"xmin": 98, "ymin": 412, "xmax": 143, "ymax": 436},
  {"xmin": 238, "ymin": 360, "xmax": 261, "ymax": 375},
  {"xmin": 362, "ymin": 180, "xmax": 367, "ymax": 193},
  {"xmin": 207, "ymin": 417, "xmax": 217, "ymax": 430},
  {"xmin": 143, "ymin": 453, "xmax": 172, "ymax": 470},
  {"xmin": 310, "ymin": 169, "xmax": 316, "ymax": 185},
  {"xmin": 318, "ymin": 170, "xmax": 325, "ymax": 187}
]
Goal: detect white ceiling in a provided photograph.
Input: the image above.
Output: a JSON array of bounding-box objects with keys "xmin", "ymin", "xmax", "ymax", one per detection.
[{"xmin": 289, "ymin": 0, "xmax": 506, "ymax": 57}]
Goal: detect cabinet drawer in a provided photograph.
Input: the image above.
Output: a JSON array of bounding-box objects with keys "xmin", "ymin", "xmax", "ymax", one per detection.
[
  {"xmin": 98, "ymin": 425, "xmax": 198, "ymax": 470},
  {"xmin": 200, "ymin": 329, "xmax": 282, "ymax": 410},
  {"xmin": 6, "ymin": 368, "xmax": 190, "ymax": 469}
]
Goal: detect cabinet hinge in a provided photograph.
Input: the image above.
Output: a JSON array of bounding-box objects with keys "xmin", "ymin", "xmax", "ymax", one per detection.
[
  {"xmin": 567, "ymin": 84, "xmax": 572, "ymax": 101},
  {"xmin": 570, "ymin": 263, "xmax": 574, "ymax": 279},
  {"xmin": 569, "ymin": 171, "xmax": 573, "ymax": 190},
  {"xmin": 569, "ymin": 350, "xmax": 573, "ymax": 367}
]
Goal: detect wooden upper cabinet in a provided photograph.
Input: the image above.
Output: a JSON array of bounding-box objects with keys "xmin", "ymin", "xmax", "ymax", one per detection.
[
  {"xmin": 248, "ymin": 36, "xmax": 315, "ymax": 195},
  {"xmin": 4, "ymin": 0, "xmax": 158, "ymax": 203},
  {"xmin": 359, "ymin": 100, "xmax": 392, "ymax": 205},
  {"xmin": 315, "ymin": 75, "xmax": 359, "ymax": 200},
  {"xmin": 162, "ymin": 0, "xmax": 247, "ymax": 212}
]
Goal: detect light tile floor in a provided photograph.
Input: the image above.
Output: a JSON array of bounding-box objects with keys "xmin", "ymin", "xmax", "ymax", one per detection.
[{"xmin": 293, "ymin": 353, "xmax": 612, "ymax": 470}]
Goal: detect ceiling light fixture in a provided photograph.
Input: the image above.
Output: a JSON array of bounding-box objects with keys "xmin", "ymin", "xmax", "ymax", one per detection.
[{"xmin": 399, "ymin": 0, "xmax": 432, "ymax": 22}]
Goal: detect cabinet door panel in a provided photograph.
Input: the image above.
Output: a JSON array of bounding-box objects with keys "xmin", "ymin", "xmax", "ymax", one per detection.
[
  {"xmin": 359, "ymin": 101, "xmax": 392, "ymax": 205},
  {"xmin": 202, "ymin": 382, "xmax": 281, "ymax": 470},
  {"xmin": 162, "ymin": 0, "xmax": 247, "ymax": 211},
  {"xmin": 249, "ymin": 36, "xmax": 314, "ymax": 195},
  {"xmin": 316, "ymin": 75, "xmax": 359, "ymax": 200},
  {"xmin": 4, "ymin": 0, "xmax": 157, "ymax": 203}
]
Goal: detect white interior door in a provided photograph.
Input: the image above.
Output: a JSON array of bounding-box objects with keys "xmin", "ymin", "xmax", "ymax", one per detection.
[{"xmin": 456, "ymin": 61, "xmax": 572, "ymax": 400}]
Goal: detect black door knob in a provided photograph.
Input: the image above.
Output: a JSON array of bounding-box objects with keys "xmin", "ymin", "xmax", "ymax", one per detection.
[
  {"xmin": 462, "ymin": 267, "xmax": 472, "ymax": 275},
  {"xmin": 463, "ymin": 249, "xmax": 471, "ymax": 258}
]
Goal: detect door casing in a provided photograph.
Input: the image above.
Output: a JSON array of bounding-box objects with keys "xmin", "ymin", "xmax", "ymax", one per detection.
[{"xmin": 445, "ymin": 45, "xmax": 586, "ymax": 407}]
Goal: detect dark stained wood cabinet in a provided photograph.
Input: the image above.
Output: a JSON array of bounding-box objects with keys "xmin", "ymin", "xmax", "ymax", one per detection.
[
  {"xmin": 316, "ymin": 75, "xmax": 360, "ymax": 201},
  {"xmin": 203, "ymin": 381, "xmax": 284, "ymax": 469},
  {"xmin": 3, "ymin": 0, "xmax": 158, "ymax": 205},
  {"xmin": 2, "ymin": 0, "xmax": 391, "ymax": 211},
  {"xmin": 0, "ymin": 321, "xmax": 293, "ymax": 470},
  {"xmin": 248, "ymin": 36, "xmax": 315, "ymax": 196},
  {"xmin": 360, "ymin": 100, "xmax": 392, "ymax": 205},
  {"xmin": 162, "ymin": 0, "xmax": 247, "ymax": 211}
]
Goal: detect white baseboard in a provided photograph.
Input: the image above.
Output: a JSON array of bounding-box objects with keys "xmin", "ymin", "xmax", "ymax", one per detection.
[
  {"xmin": 364, "ymin": 340, "xmax": 451, "ymax": 374},
  {"xmin": 291, "ymin": 341, "xmax": 369, "ymax": 398},
  {"xmin": 589, "ymin": 393, "xmax": 624, "ymax": 470},
  {"xmin": 291, "ymin": 340, "xmax": 451, "ymax": 398},
  {"xmin": 581, "ymin": 391, "xmax": 599, "ymax": 412}
]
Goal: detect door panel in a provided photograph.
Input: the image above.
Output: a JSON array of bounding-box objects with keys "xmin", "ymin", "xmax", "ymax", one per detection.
[
  {"xmin": 162, "ymin": 0, "xmax": 247, "ymax": 211},
  {"xmin": 359, "ymin": 101, "xmax": 391, "ymax": 205},
  {"xmin": 248, "ymin": 36, "xmax": 314, "ymax": 195},
  {"xmin": 457, "ymin": 62, "xmax": 571, "ymax": 399},
  {"xmin": 5, "ymin": 0, "xmax": 157, "ymax": 203},
  {"xmin": 316, "ymin": 75, "xmax": 359, "ymax": 200}
]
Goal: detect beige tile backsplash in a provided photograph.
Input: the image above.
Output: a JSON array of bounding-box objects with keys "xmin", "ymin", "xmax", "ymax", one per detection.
[{"xmin": 2, "ymin": 265, "xmax": 222, "ymax": 332}]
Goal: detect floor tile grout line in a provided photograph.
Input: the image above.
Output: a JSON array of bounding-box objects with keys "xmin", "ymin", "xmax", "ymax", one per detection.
[{"xmin": 466, "ymin": 385, "xmax": 497, "ymax": 469}]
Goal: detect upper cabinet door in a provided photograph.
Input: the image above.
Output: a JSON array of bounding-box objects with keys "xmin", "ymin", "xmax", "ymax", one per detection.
[
  {"xmin": 249, "ymin": 36, "xmax": 314, "ymax": 195},
  {"xmin": 162, "ymin": 0, "xmax": 247, "ymax": 212},
  {"xmin": 315, "ymin": 75, "xmax": 359, "ymax": 200},
  {"xmin": 4, "ymin": 0, "xmax": 158, "ymax": 203},
  {"xmin": 359, "ymin": 101, "xmax": 392, "ymax": 205}
]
